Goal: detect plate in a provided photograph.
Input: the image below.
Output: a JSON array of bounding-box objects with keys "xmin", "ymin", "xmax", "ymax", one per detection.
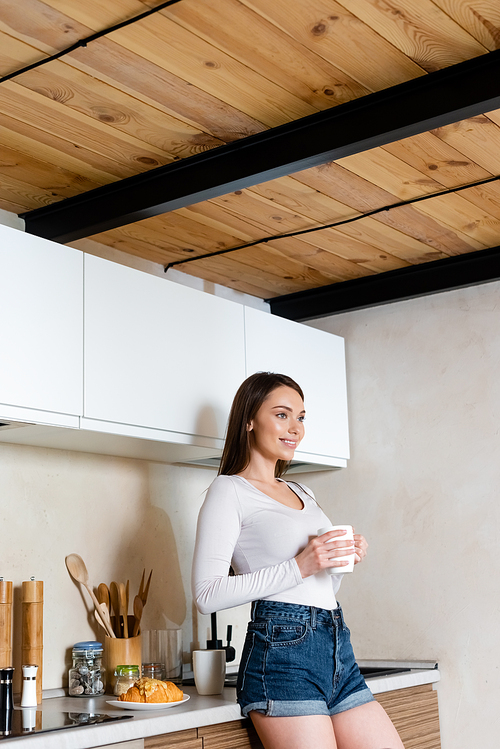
[{"xmin": 106, "ymin": 695, "xmax": 190, "ymax": 711}]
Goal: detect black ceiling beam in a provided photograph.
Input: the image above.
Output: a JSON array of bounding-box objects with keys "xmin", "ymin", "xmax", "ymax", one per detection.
[
  {"xmin": 267, "ymin": 246, "xmax": 500, "ymax": 321},
  {"xmin": 22, "ymin": 50, "xmax": 500, "ymax": 243}
]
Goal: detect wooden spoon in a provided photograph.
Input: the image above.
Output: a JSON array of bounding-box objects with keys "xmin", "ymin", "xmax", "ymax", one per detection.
[
  {"xmin": 98, "ymin": 601, "xmax": 112, "ymax": 630},
  {"xmin": 94, "ymin": 608, "xmax": 107, "ymax": 632},
  {"xmin": 142, "ymin": 569, "xmax": 153, "ymax": 606},
  {"xmin": 109, "ymin": 582, "xmax": 121, "ymax": 637},
  {"xmin": 119, "ymin": 582, "xmax": 128, "ymax": 638},
  {"xmin": 97, "ymin": 583, "xmax": 110, "ymax": 610},
  {"xmin": 65, "ymin": 554, "xmax": 115, "ymax": 638},
  {"xmin": 97, "ymin": 583, "xmax": 112, "ymax": 630},
  {"xmin": 132, "ymin": 595, "xmax": 143, "ymax": 637},
  {"xmin": 95, "ymin": 602, "xmax": 112, "ymax": 634}
]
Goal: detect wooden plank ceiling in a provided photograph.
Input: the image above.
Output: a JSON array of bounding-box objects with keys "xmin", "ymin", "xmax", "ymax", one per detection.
[{"xmin": 1, "ymin": 0, "xmax": 500, "ymax": 300}]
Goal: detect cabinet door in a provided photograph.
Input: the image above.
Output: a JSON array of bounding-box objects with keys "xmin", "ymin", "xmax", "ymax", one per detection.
[
  {"xmin": 244, "ymin": 307, "xmax": 349, "ymax": 460},
  {"xmin": 0, "ymin": 224, "xmax": 83, "ymax": 418},
  {"xmin": 84, "ymin": 255, "xmax": 245, "ymax": 440}
]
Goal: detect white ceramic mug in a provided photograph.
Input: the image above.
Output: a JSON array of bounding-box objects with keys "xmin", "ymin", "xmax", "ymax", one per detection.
[
  {"xmin": 317, "ymin": 525, "xmax": 355, "ymax": 574},
  {"xmin": 192, "ymin": 649, "xmax": 226, "ymax": 695}
]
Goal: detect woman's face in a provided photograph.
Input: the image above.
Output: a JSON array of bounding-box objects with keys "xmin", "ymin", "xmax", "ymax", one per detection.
[{"xmin": 247, "ymin": 385, "xmax": 305, "ymax": 462}]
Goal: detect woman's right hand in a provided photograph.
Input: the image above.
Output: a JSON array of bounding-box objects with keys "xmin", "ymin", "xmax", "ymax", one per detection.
[{"xmin": 295, "ymin": 530, "xmax": 355, "ymax": 578}]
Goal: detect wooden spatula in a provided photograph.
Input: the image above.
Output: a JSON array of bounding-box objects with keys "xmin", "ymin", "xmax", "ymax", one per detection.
[
  {"xmin": 133, "ymin": 595, "xmax": 143, "ymax": 637},
  {"xmin": 142, "ymin": 570, "xmax": 153, "ymax": 606}
]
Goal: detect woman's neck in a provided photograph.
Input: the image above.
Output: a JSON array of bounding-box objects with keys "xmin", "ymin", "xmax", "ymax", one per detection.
[{"xmin": 238, "ymin": 453, "xmax": 278, "ymax": 484}]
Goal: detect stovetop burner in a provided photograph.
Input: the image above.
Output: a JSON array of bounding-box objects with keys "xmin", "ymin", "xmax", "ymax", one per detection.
[{"xmin": 0, "ymin": 709, "xmax": 132, "ymax": 740}]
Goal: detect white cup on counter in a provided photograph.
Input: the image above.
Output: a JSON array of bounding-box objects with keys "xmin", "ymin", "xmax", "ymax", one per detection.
[
  {"xmin": 192, "ymin": 649, "xmax": 226, "ymax": 695},
  {"xmin": 318, "ymin": 525, "xmax": 355, "ymax": 574}
]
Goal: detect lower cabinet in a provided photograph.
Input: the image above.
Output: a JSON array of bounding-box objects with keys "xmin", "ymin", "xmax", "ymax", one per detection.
[
  {"xmin": 145, "ymin": 684, "xmax": 440, "ymax": 749},
  {"xmin": 198, "ymin": 721, "xmax": 261, "ymax": 748},
  {"xmin": 376, "ymin": 684, "xmax": 441, "ymax": 749},
  {"xmin": 145, "ymin": 729, "xmax": 202, "ymax": 748}
]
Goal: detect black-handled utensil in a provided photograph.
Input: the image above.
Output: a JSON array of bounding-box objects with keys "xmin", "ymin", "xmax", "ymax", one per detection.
[
  {"xmin": 207, "ymin": 611, "xmax": 223, "ymax": 649},
  {"xmin": 224, "ymin": 624, "xmax": 236, "ymax": 662}
]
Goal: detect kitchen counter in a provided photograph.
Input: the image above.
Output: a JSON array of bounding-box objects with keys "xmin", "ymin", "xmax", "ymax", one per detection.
[{"xmin": 4, "ymin": 666, "xmax": 440, "ymax": 748}]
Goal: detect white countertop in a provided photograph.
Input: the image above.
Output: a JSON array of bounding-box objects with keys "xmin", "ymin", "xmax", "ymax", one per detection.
[{"xmin": 4, "ymin": 668, "xmax": 440, "ymax": 748}]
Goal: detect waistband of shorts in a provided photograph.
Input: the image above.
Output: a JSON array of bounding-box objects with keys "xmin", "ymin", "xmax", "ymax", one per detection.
[{"xmin": 251, "ymin": 599, "xmax": 345, "ymax": 626}]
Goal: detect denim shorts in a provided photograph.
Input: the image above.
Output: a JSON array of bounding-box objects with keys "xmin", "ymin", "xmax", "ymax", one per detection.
[{"xmin": 236, "ymin": 600, "xmax": 374, "ymax": 718}]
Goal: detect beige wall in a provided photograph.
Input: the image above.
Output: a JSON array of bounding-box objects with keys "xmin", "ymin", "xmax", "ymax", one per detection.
[
  {"xmin": 300, "ymin": 280, "xmax": 500, "ymax": 749},
  {"xmin": 0, "ymin": 207, "xmax": 24, "ymax": 230}
]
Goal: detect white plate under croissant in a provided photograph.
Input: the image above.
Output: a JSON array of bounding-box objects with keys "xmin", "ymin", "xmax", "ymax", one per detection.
[
  {"xmin": 107, "ymin": 676, "xmax": 187, "ymax": 709},
  {"xmin": 107, "ymin": 694, "xmax": 190, "ymax": 710}
]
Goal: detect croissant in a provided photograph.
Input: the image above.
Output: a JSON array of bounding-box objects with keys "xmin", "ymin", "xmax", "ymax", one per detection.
[
  {"xmin": 118, "ymin": 677, "xmax": 183, "ymax": 703},
  {"xmin": 119, "ymin": 686, "xmax": 142, "ymax": 702}
]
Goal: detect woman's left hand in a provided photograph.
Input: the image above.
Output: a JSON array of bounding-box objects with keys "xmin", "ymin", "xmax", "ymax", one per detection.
[{"xmin": 353, "ymin": 533, "xmax": 368, "ymax": 565}]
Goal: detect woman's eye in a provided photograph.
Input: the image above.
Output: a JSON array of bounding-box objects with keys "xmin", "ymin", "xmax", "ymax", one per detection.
[
  {"xmin": 277, "ymin": 412, "xmax": 287, "ymax": 418},
  {"xmin": 298, "ymin": 416, "xmax": 305, "ymax": 422}
]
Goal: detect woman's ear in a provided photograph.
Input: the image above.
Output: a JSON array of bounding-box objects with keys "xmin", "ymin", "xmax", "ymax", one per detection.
[{"xmin": 246, "ymin": 421, "xmax": 253, "ymax": 432}]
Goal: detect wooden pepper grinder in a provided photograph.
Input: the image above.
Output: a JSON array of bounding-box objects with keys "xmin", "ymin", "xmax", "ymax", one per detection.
[
  {"xmin": 0, "ymin": 580, "xmax": 13, "ymax": 669},
  {"xmin": 21, "ymin": 579, "xmax": 43, "ymax": 704}
]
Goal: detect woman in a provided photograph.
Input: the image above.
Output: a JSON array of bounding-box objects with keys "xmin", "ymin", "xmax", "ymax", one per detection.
[{"xmin": 192, "ymin": 372, "xmax": 403, "ymax": 749}]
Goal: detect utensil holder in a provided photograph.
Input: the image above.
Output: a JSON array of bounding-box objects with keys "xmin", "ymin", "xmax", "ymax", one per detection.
[{"xmin": 104, "ymin": 618, "xmax": 141, "ymax": 695}]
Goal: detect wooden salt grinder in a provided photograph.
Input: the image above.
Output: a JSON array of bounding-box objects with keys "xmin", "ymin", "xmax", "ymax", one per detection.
[
  {"xmin": 0, "ymin": 580, "xmax": 13, "ymax": 668},
  {"xmin": 21, "ymin": 579, "xmax": 43, "ymax": 704}
]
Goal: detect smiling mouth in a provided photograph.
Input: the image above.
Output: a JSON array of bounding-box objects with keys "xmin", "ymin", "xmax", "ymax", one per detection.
[{"xmin": 280, "ymin": 439, "xmax": 297, "ymax": 448}]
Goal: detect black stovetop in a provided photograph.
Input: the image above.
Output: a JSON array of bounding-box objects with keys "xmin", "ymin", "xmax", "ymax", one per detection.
[{"xmin": 0, "ymin": 709, "xmax": 132, "ymax": 740}]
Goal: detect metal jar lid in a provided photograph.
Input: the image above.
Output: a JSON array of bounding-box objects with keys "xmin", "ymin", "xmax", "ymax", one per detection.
[{"xmin": 72, "ymin": 641, "xmax": 103, "ymax": 656}]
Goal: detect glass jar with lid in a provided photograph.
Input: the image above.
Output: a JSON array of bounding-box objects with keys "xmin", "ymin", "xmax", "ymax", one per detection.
[
  {"xmin": 68, "ymin": 641, "xmax": 105, "ymax": 696},
  {"xmin": 114, "ymin": 665, "xmax": 140, "ymax": 696}
]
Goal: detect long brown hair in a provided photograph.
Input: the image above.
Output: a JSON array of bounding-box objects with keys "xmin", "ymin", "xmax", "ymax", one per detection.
[{"xmin": 218, "ymin": 372, "xmax": 304, "ymax": 479}]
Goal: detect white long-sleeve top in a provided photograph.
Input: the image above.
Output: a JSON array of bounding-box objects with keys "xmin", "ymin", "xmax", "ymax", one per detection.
[{"xmin": 192, "ymin": 474, "xmax": 343, "ymax": 614}]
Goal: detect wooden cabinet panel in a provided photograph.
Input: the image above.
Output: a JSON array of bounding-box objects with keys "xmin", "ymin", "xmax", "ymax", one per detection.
[
  {"xmin": 198, "ymin": 719, "xmax": 262, "ymax": 749},
  {"xmin": 145, "ymin": 728, "xmax": 201, "ymax": 748},
  {"xmin": 375, "ymin": 684, "xmax": 441, "ymax": 749}
]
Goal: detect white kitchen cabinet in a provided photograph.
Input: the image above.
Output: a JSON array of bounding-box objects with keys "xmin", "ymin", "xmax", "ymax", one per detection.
[
  {"xmin": 83, "ymin": 254, "xmax": 245, "ymax": 443},
  {"xmin": 0, "ymin": 224, "xmax": 83, "ymax": 426},
  {"xmin": 244, "ymin": 306, "xmax": 349, "ymax": 466},
  {"xmin": 0, "ymin": 230, "xmax": 348, "ymax": 470}
]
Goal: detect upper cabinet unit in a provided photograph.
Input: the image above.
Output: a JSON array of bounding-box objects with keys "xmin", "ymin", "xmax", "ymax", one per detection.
[
  {"xmin": 0, "ymin": 224, "xmax": 83, "ymax": 427},
  {"xmin": 83, "ymin": 254, "xmax": 246, "ymax": 446},
  {"xmin": 244, "ymin": 307, "xmax": 349, "ymax": 468}
]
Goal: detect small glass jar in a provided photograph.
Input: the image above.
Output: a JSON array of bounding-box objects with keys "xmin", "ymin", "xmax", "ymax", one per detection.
[
  {"xmin": 68, "ymin": 641, "xmax": 105, "ymax": 697},
  {"xmin": 142, "ymin": 662, "xmax": 164, "ymax": 680},
  {"xmin": 114, "ymin": 665, "xmax": 140, "ymax": 696}
]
